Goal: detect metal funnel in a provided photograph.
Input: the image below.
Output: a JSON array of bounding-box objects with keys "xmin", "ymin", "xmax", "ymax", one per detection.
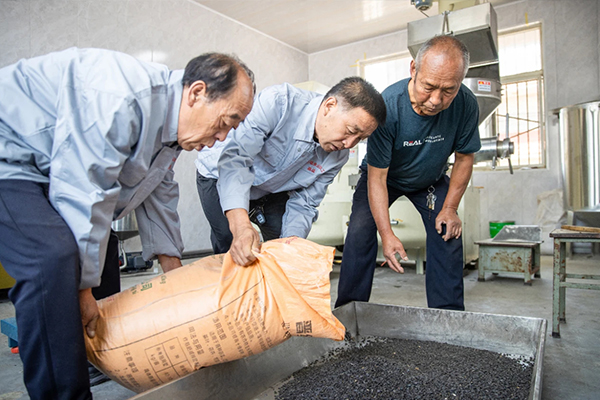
[{"xmin": 408, "ymin": 3, "xmax": 502, "ymax": 125}]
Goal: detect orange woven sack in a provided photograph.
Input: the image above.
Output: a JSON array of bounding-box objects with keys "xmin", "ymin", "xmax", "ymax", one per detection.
[{"xmin": 85, "ymin": 237, "xmax": 345, "ymax": 393}]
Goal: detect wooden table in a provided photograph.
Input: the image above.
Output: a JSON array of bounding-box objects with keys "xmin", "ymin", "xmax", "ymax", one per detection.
[{"xmin": 550, "ymin": 228, "xmax": 600, "ymax": 338}]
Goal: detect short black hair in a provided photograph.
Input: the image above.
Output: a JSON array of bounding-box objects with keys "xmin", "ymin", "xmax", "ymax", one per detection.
[
  {"xmin": 182, "ymin": 53, "xmax": 256, "ymax": 101},
  {"xmin": 323, "ymin": 77, "xmax": 386, "ymax": 126}
]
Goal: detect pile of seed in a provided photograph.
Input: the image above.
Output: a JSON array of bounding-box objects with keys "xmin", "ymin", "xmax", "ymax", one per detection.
[{"xmin": 274, "ymin": 336, "xmax": 533, "ymax": 400}]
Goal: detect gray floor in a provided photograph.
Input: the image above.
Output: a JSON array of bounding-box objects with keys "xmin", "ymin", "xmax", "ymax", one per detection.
[{"xmin": 1, "ymin": 253, "xmax": 599, "ymax": 400}]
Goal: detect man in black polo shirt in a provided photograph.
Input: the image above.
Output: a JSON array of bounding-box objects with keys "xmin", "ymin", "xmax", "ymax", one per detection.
[{"xmin": 336, "ymin": 35, "xmax": 481, "ymax": 310}]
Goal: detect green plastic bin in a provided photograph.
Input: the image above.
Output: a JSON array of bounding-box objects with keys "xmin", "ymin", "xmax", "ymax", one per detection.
[{"xmin": 489, "ymin": 221, "xmax": 515, "ymax": 238}]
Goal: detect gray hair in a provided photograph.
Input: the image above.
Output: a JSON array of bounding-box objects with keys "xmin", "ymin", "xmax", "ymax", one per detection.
[
  {"xmin": 414, "ymin": 35, "xmax": 470, "ymax": 78},
  {"xmin": 182, "ymin": 53, "xmax": 256, "ymax": 101}
]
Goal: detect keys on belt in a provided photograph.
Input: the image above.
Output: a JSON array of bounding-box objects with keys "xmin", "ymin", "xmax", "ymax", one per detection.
[{"xmin": 426, "ymin": 186, "xmax": 437, "ymax": 220}]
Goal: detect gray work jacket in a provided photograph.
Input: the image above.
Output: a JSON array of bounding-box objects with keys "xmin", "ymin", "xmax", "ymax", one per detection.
[
  {"xmin": 215, "ymin": 83, "xmax": 349, "ymax": 238},
  {"xmin": 0, "ymin": 48, "xmax": 185, "ymax": 289}
]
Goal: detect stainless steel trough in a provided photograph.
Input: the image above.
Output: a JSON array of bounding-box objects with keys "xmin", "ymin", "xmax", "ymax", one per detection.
[{"xmin": 131, "ymin": 303, "xmax": 546, "ymax": 400}]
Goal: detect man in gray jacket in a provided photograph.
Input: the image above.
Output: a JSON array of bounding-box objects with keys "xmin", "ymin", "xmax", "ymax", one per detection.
[
  {"xmin": 196, "ymin": 77, "xmax": 386, "ymax": 266},
  {"xmin": 0, "ymin": 48, "xmax": 254, "ymax": 400}
]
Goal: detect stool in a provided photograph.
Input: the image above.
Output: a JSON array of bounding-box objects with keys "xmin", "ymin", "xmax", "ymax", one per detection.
[
  {"xmin": 550, "ymin": 228, "xmax": 600, "ymax": 338},
  {"xmin": 1, "ymin": 317, "xmax": 18, "ymax": 348},
  {"xmin": 475, "ymin": 240, "xmax": 541, "ymax": 285}
]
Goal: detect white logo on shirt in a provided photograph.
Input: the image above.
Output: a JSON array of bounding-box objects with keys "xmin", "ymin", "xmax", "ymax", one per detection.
[
  {"xmin": 424, "ymin": 134, "xmax": 444, "ymax": 144},
  {"xmin": 403, "ymin": 135, "xmax": 445, "ymax": 147}
]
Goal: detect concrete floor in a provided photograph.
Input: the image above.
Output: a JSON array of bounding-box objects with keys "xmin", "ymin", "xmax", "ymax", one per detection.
[{"xmin": 1, "ymin": 253, "xmax": 599, "ymax": 400}]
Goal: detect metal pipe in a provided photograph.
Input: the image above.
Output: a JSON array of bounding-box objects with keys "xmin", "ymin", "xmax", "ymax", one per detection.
[
  {"xmin": 473, "ymin": 137, "xmax": 514, "ymax": 165},
  {"xmin": 119, "ymin": 240, "xmax": 128, "ymax": 271}
]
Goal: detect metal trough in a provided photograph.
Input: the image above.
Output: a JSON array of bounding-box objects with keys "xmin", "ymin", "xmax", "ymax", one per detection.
[{"xmin": 131, "ymin": 303, "xmax": 546, "ymax": 400}]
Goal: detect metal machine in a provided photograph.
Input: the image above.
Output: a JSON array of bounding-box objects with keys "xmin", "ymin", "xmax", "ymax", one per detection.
[
  {"xmin": 556, "ymin": 100, "xmax": 600, "ymax": 226},
  {"xmin": 474, "ymin": 120, "xmax": 514, "ymax": 172},
  {"xmin": 111, "ymin": 212, "xmax": 153, "ymax": 272},
  {"xmin": 555, "ymin": 100, "xmax": 600, "ymax": 253},
  {"xmin": 408, "ymin": 1, "xmax": 514, "ymax": 170}
]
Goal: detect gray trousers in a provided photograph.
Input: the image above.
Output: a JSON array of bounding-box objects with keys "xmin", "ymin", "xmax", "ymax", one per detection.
[{"xmin": 196, "ymin": 172, "xmax": 289, "ymax": 254}]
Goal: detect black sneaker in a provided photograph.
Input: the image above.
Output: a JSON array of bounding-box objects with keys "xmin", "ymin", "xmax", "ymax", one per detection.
[{"xmin": 88, "ymin": 364, "xmax": 111, "ymax": 387}]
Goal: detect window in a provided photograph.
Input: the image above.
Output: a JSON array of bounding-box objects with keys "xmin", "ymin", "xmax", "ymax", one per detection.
[
  {"xmin": 359, "ymin": 23, "xmax": 545, "ymax": 169},
  {"xmin": 493, "ymin": 78, "xmax": 544, "ymax": 167},
  {"xmin": 359, "ymin": 52, "xmax": 412, "ymax": 93},
  {"xmin": 358, "ymin": 53, "xmax": 412, "ymax": 164},
  {"xmin": 491, "ymin": 23, "xmax": 545, "ymax": 169}
]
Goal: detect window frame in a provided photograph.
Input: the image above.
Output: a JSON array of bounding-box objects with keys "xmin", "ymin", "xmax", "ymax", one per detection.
[
  {"xmin": 358, "ymin": 23, "xmax": 546, "ymax": 171},
  {"xmin": 477, "ymin": 22, "xmax": 546, "ymax": 171}
]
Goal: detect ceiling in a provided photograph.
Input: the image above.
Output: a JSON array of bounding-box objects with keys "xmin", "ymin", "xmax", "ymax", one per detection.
[{"xmin": 193, "ymin": 0, "xmax": 514, "ymax": 54}]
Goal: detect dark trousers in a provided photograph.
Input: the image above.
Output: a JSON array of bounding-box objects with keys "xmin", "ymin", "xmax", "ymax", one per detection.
[
  {"xmin": 335, "ymin": 170, "xmax": 465, "ymax": 310},
  {"xmin": 196, "ymin": 172, "xmax": 288, "ymax": 254},
  {"xmin": 0, "ymin": 180, "xmax": 92, "ymax": 400}
]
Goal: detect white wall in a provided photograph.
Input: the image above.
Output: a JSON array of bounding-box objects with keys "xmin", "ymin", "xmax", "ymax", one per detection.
[
  {"xmin": 309, "ymin": 30, "xmax": 408, "ymax": 88},
  {"xmin": 0, "ymin": 0, "xmax": 308, "ymax": 254},
  {"xmin": 309, "ymin": 0, "xmax": 600, "ymax": 253},
  {"xmin": 3, "ymin": 0, "xmax": 599, "ymax": 255}
]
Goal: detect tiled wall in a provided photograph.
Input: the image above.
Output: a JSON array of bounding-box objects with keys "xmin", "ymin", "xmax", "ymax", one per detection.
[
  {"xmin": 309, "ymin": 0, "xmax": 600, "ymax": 253},
  {"xmin": 0, "ymin": 0, "xmax": 309, "ymax": 253}
]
